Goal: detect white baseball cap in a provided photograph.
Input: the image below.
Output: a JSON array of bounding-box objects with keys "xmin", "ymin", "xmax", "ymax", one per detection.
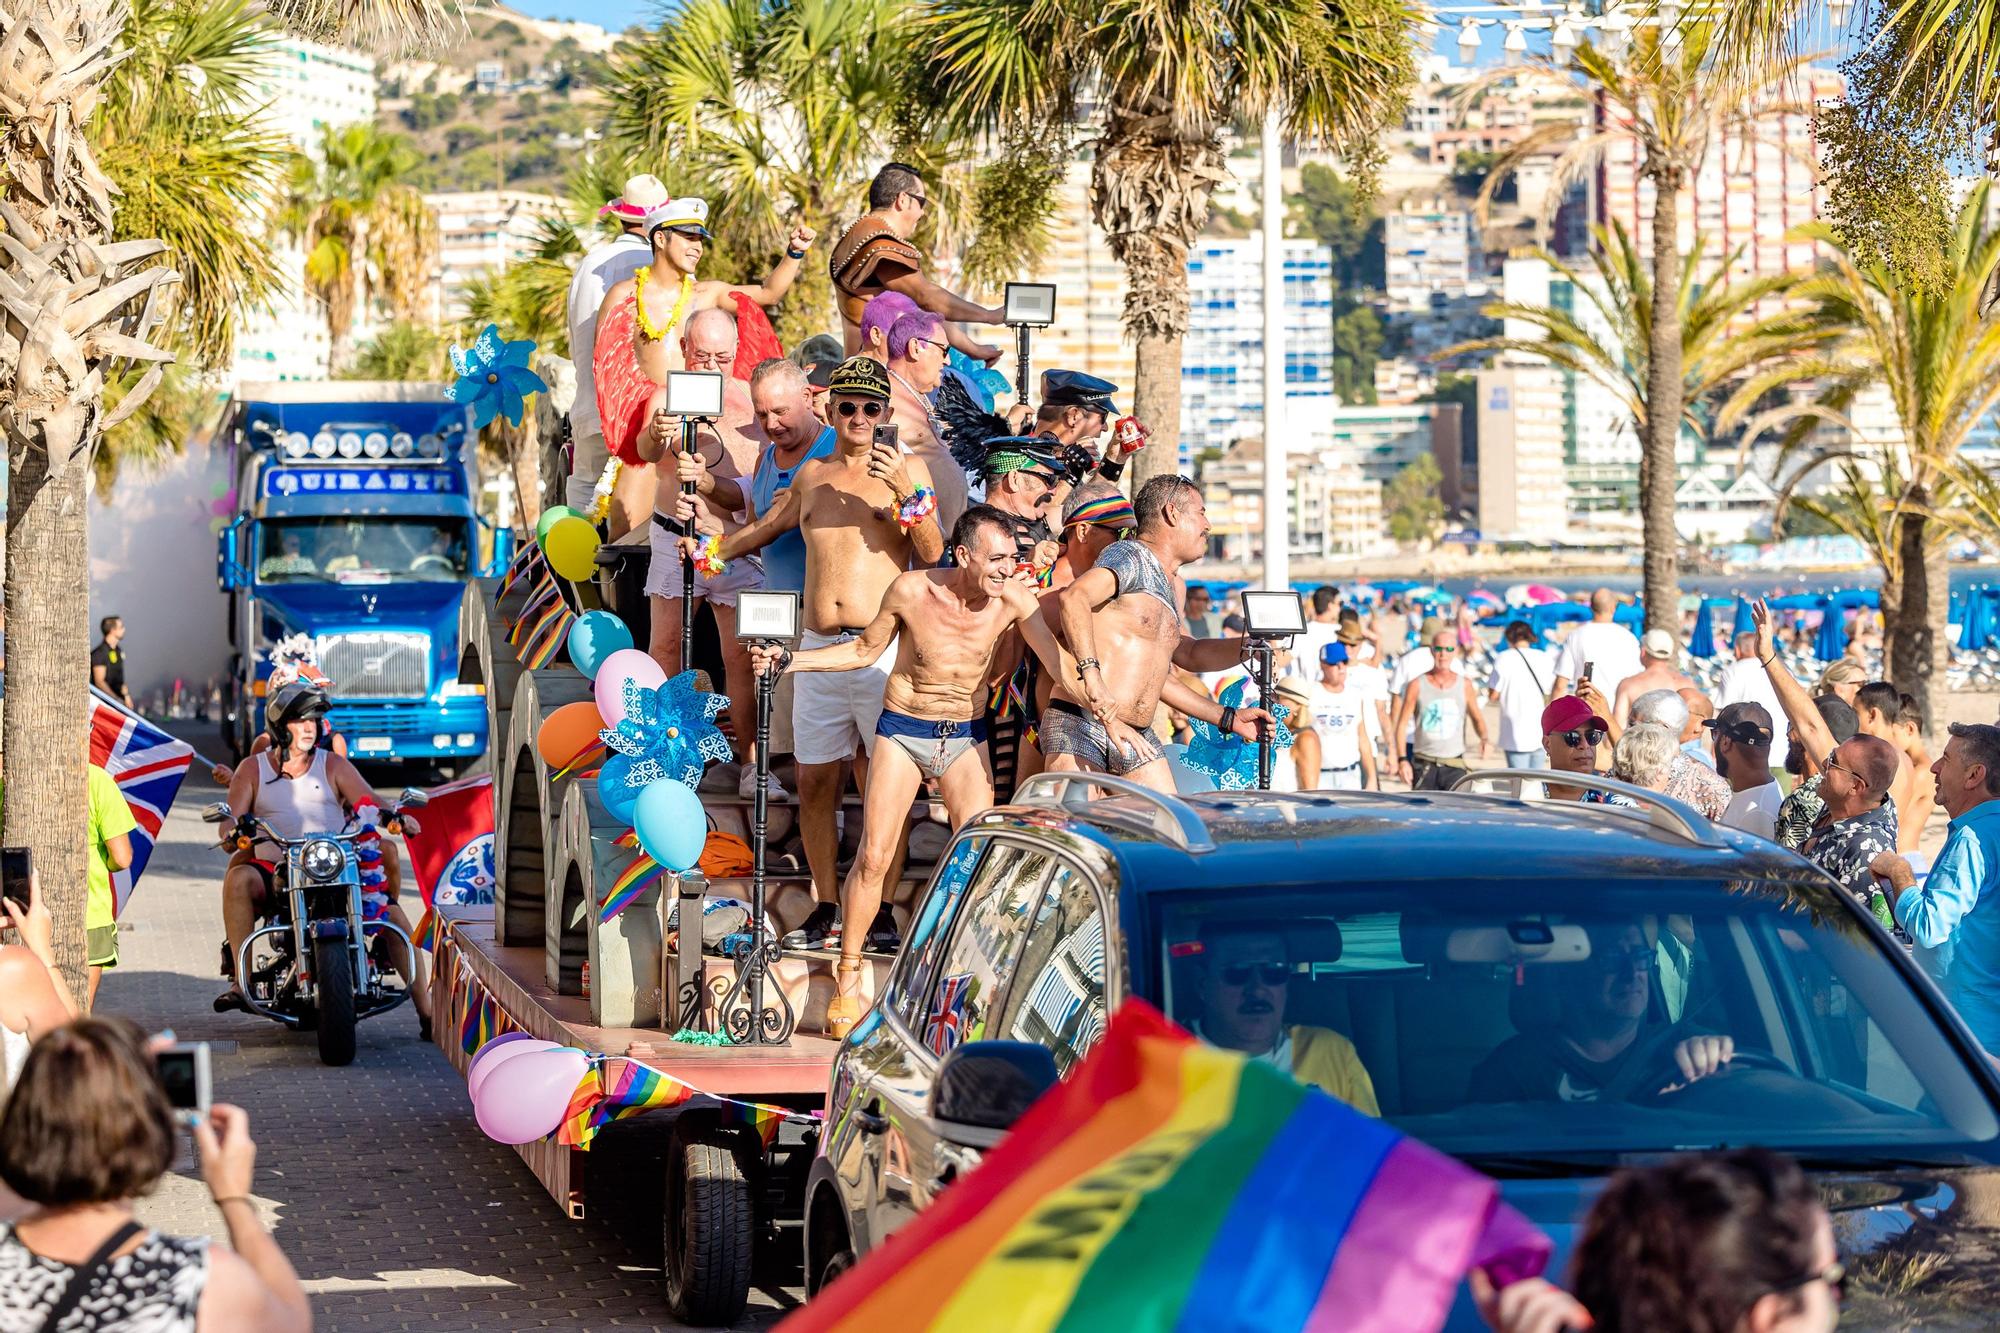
[{"xmin": 1641, "ymin": 627, "xmax": 1675, "ymax": 659}]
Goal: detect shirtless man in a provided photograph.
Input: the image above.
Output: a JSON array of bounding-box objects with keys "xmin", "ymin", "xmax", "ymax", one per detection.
[
  {"xmin": 858, "ymin": 290, "xmax": 917, "ymax": 362},
  {"xmin": 594, "ymin": 197, "xmax": 817, "ymax": 537},
  {"xmin": 881, "ymin": 309, "xmax": 969, "ymax": 532},
  {"xmin": 829, "ymin": 162, "xmax": 1003, "ymax": 362},
  {"xmin": 746, "ymin": 506, "xmax": 1112, "ymax": 1036},
  {"xmin": 1612, "ymin": 629, "xmax": 1696, "ymax": 728},
  {"xmin": 1046, "ymin": 476, "xmax": 1269, "ymax": 794},
  {"xmin": 640, "ymin": 308, "xmax": 765, "ymax": 783},
  {"xmin": 683, "ymin": 355, "xmax": 944, "ymax": 951}
]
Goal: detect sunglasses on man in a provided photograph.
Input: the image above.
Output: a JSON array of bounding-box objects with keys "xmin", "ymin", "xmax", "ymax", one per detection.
[
  {"xmin": 1558, "ymin": 727, "xmax": 1608, "ymax": 748},
  {"xmin": 1217, "ymin": 962, "xmax": 1290, "ymax": 988},
  {"xmin": 835, "ymin": 400, "xmax": 886, "ymax": 419}
]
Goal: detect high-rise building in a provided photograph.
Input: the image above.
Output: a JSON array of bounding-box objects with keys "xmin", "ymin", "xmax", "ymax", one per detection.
[
  {"xmin": 1020, "ymin": 162, "xmax": 1137, "ymax": 411},
  {"xmin": 232, "ymin": 36, "xmax": 378, "ymax": 384},
  {"xmin": 1383, "ymin": 210, "xmax": 1477, "ymax": 311},
  {"xmin": 425, "ymin": 190, "xmax": 570, "ymax": 320},
  {"xmin": 1198, "ymin": 436, "xmax": 1385, "ymax": 561},
  {"xmin": 1180, "ymin": 235, "xmax": 1335, "ymax": 469},
  {"xmin": 1476, "ymin": 364, "xmax": 1569, "ymax": 540}
]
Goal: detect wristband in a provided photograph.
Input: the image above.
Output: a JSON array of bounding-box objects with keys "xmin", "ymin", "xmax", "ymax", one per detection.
[
  {"xmin": 1220, "ymin": 705, "xmax": 1238, "ymax": 735},
  {"xmin": 212, "ymin": 1195, "xmax": 253, "ymax": 1209},
  {"xmin": 786, "ymin": 248, "xmax": 807, "ymax": 260},
  {"xmin": 692, "ymin": 533, "xmax": 727, "ymax": 577},
  {"xmin": 896, "ymin": 486, "xmax": 937, "ymax": 530},
  {"xmin": 1760, "ymin": 654, "xmax": 1776, "ymax": 666},
  {"xmin": 1075, "ymin": 657, "xmax": 1100, "ymax": 680}
]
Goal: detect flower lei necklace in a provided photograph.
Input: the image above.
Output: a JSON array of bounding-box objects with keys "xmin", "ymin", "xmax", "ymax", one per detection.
[{"xmin": 633, "ymin": 267, "xmax": 694, "ymax": 344}]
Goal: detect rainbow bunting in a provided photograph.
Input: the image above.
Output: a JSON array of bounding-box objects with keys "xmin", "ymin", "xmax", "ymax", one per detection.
[
  {"xmin": 780, "ymin": 1001, "xmax": 1550, "ymax": 1333},
  {"xmin": 496, "ymin": 543, "xmax": 544, "ymax": 601},
  {"xmin": 519, "ymin": 603, "xmax": 576, "ymax": 669},
  {"xmin": 557, "ymin": 1056, "xmax": 699, "ymax": 1147},
  {"xmin": 598, "ymin": 852, "xmax": 664, "ymax": 924},
  {"xmin": 411, "ymin": 907, "xmax": 439, "ymax": 953},
  {"xmin": 612, "ymin": 829, "xmax": 640, "ymax": 849},
  {"xmin": 505, "ymin": 575, "xmax": 559, "ymax": 644},
  {"xmin": 551, "ymin": 738, "xmax": 609, "ymax": 783},
  {"xmin": 459, "ymin": 987, "xmax": 496, "ymax": 1057}
]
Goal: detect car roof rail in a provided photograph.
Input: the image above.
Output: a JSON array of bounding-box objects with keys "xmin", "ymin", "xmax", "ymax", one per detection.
[
  {"xmin": 1448, "ymin": 767, "xmax": 1730, "ymax": 849},
  {"xmin": 1010, "ymin": 772, "xmax": 1217, "ymax": 854}
]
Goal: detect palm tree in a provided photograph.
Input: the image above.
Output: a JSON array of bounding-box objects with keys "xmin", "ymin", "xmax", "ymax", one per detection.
[
  {"xmin": 1441, "ymin": 222, "xmax": 1810, "ymax": 464},
  {"xmin": 0, "ymin": 0, "xmax": 456, "ymax": 999},
  {"xmin": 462, "ymin": 216, "xmax": 582, "ymax": 357},
  {"xmin": 1468, "ymin": 12, "xmax": 1815, "ymax": 631},
  {"xmin": 922, "ymin": 0, "xmax": 1420, "ymax": 487},
  {"xmin": 276, "ymin": 122, "xmax": 439, "ymax": 372},
  {"xmin": 1713, "ymin": 187, "xmax": 2000, "ymax": 729}
]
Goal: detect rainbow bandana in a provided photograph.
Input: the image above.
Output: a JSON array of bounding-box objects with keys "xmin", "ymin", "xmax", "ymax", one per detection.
[
  {"xmin": 1063, "ymin": 494, "xmax": 1134, "ymax": 531},
  {"xmin": 779, "ymin": 1001, "xmax": 1550, "ymax": 1333}
]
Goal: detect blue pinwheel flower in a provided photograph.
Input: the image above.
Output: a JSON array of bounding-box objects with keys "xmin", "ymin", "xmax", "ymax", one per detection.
[
  {"xmin": 446, "ymin": 323, "xmax": 548, "ymax": 429},
  {"xmin": 946, "ymin": 349, "xmax": 1014, "ymax": 413},
  {"xmin": 1179, "ymin": 677, "xmax": 1291, "ymax": 791},
  {"xmin": 598, "ymin": 670, "xmax": 731, "ymax": 792}
]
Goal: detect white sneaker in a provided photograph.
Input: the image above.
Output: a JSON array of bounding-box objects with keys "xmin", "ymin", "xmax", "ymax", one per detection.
[{"xmin": 738, "ymin": 768, "xmax": 790, "ymax": 801}]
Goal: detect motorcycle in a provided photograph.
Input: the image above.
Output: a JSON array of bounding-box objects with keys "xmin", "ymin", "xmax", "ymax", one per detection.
[{"xmin": 203, "ymin": 789, "xmax": 429, "ymax": 1066}]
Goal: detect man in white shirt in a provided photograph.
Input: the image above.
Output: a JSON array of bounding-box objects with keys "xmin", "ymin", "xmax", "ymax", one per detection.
[
  {"xmin": 1338, "ymin": 622, "xmax": 1393, "ymax": 762},
  {"xmin": 1712, "ymin": 630, "xmax": 1790, "ymax": 759},
  {"xmin": 1486, "ymin": 619, "xmax": 1555, "ymax": 769},
  {"xmin": 1550, "ymin": 588, "xmax": 1643, "ymax": 703},
  {"xmin": 564, "ymin": 174, "xmax": 662, "ymax": 515},
  {"xmin": 1288, "ymin": 587, "xmax": 1344, "ymax": 681},
  {"xmin": 1709, "ymin": 702, "xmax": 1783, "ymax": 839},
  {"xmin": 1306, "ymin": 643, "xmax": 1379, "ymax": 790}
]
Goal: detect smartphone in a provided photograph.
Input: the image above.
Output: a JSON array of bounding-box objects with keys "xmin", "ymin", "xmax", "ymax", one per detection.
[
  {"xmin": 155, "ymin": 1042, "xmax": 212, "ymax": 1123},
  {"xmin": 1578, "ymin": 661, "xmax": 1594, "ymax": 686},
  {"xmin": 1, "ymin": 846, "xmax": 30, "ymax": 915},
  {"xmin": 871, "ymin": 423, "xmax": 900, "ymax": 452}
]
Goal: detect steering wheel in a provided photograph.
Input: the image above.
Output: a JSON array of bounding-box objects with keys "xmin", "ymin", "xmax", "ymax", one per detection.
[
  {"xmin": 411, "ymin": 554, "xmax": 455, "ymax": 575},
  {"xmin": 1597, "ymin": 1026, "xmax": 1794, "ymax": 1104}
]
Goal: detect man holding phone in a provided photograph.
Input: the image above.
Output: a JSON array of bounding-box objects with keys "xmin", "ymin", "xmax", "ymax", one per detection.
[{"xmin": 682, "ymin": 356, "xmax": 945, "ymax": 950}]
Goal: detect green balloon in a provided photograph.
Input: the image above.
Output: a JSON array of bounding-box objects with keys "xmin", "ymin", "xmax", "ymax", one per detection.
[{"xmin": 536, "ymin": 505, "xmax": 581, "ymax": 544}]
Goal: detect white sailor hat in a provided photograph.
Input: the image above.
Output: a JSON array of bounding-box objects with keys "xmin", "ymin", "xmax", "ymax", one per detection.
[{"xmin": 641, "ymin": 196, "xmax": 713, "ymax": 239}]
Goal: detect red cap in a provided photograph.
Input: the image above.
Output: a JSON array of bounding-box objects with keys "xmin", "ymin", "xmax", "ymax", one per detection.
[{"xmin": 1542, "ymin": 694, "xmax": 1608, "ymax": 736}]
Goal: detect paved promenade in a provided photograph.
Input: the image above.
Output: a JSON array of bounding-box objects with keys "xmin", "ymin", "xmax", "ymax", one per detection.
[{"xmin": 102, "ymin": 775, "xmax": 794, "ymax": 1330}]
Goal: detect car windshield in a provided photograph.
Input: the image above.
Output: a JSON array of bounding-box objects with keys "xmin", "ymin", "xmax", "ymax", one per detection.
[
  {"xmin": 1152, "ymin": 879, "xmax": 2000, "ymax": 1172},
  {"xmin": 257, "ymin": 518, "xmax": 468, "ymax": 584}
]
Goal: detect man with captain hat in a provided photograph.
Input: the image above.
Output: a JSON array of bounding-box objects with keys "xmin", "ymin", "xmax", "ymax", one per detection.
[
  {"xmin": 1022, "ymin": 369, "xmax": 1150, "ymax": 482},
  {"xmin": 565, "ymin": 173, "xmax": 664, "ymax": 513}
]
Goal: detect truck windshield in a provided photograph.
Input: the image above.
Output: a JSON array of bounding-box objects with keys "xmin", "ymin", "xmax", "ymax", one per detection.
[{"xmin": 257, "ymin": 518, "xmax": 469, "ymax": 584}]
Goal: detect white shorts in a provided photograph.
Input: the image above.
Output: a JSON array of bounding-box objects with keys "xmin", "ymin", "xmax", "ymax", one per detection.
[
  {"xmin": 791, "ymin": 628, "xmax": 896, "ymax": 766},
  {"xmin": 1320, "ymin": 763, "xmax": 1363, "ymax": 792},
  {"xmin": 644, "ymin": 520, "xmax": 765, "ymax": 607}
]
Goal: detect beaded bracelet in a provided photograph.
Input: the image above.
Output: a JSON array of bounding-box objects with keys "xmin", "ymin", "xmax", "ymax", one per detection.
[
  {"xmin": 692, "ymin": 533, "xmax": 727, "ymax": 576},
  {"xmin": 896, "ymin": 486, "xmax": 938, "ymax": 530}
]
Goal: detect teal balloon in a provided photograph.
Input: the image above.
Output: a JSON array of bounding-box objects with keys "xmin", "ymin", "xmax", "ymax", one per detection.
[
  {"xmin": 597, "ymin": 757, "xmax": 641, "ymax": 823},
  {"xmin": 633, "ymin": 778, "xmax": 705, "ymax": 872},
  {"xmin": 567, "ymin": 610, "xmax": 634, "ymax": 680}
]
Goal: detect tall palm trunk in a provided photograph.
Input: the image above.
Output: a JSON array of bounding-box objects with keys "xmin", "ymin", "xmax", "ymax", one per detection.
[
  {"xmin": 1890, "ymin": 503, "xmax": 1947, "ymax": 735},
  {"xmin": 1640, "ymin": 165, "xmax": 1684, "ymax": 632},
  {"xmin": 0, "ymin": 0, "xmax": 177, "ymax": 997}
]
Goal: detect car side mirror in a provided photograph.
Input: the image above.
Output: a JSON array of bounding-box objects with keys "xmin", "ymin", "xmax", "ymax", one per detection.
[
  {"xmin": 201, "ymin": 802, "xmax": 233, "ymax": 825},
  {"xmin": 395, "ymin": 788, "xmax": 429, "ymax": 809},
  {"xmin": 931, "ymin": 1040, "xmax": 1059, "ymax": 1148}
]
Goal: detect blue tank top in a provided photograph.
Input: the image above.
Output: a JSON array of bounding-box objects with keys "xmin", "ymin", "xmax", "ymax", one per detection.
[{"xmin": 748, "ymin": 425, "xmax": 836, "ymax": 593}]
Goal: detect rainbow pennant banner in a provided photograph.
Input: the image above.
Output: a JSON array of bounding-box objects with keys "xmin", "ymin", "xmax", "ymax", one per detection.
[
  {"xmin": 780, "ymin": 1000, "xmax": 1550, "ymax": 1333},
  {"xmin": 518, "ymin": 601, "xmax": 576, "ymax": 670},
  {"xmin": 495, "ymin": 541, "xmax": 544, "ymax": 601},
  {"xmin": 598, "ymin": 851, "xmax": 664, "ymax": 924}
]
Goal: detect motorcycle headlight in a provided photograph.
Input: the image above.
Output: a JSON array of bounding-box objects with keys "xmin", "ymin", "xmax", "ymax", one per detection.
[{"xmin": 300, "ymin": 838, "xmax": 345, "ymax": 883}]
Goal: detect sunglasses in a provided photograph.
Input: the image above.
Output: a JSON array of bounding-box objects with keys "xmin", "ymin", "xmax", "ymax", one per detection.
[
  {"xmin": 1823, "ymin": 751, "xmax": 1854, "ymax": 779},
  {"xmin": 1558, "ymin": 727, "xmax": 1608, "ymax": 748},
  {"xmin": 1771, "ymin": 1261, "xmax": 1846, "ymax": 1305},
  {"xmin": 1218, "ymin": 962, "xmax": 1290, "ymax": 988},
  {"xmin": 835, "ymin": 400, "xmax": 886, "ymax": 419},
  {"xmin": 1434, "ymin": 644, "xmax": 1458, "ymax": 655},
  {"xmin": 1595, "ymin": 943, "xmax": 1654, "ymax": 973},
  {"xmin": 905, "ymin": 191, "xmax": 928, "ymax": 211},
  {"xmin": 910, "ymin": 336, "xmax": 944, "ymax": 356}
]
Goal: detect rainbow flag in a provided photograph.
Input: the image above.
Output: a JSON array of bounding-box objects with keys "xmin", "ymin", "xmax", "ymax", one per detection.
[
  {"xmin": 459, "ymin": 987, "xmax": 497, "ymax": 1057},
  {"xmin": 782, "ymin": 1001, "xmax": 1549, "ymax": 1333},
  {"xmin": 519, "ymin": 603, "xmax": 577, "ymax": 670},
  {"xmin": 558, "ymin": 1056, "xmax": 698, "ymax": 1147},
  {"xmin": 598, "ymin": 852, "xmax": 664, "ymax": 924}
]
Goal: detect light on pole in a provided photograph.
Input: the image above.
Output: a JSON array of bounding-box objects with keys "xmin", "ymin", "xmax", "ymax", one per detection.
[{"xmin": 1260, "ymin": 107, "xmax": 1288, "ymax": 594}]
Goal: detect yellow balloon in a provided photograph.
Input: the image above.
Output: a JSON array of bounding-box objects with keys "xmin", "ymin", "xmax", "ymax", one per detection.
[{"xmin": 542, "ymin": 515, "xmax": 601, "ymax": 582}]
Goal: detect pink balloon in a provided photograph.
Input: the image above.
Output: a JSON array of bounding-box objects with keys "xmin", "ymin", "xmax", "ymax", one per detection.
[
  {"xmin": 474, "ymin": 1047, "xmax": 589, "ymax": 1144},
  {"xmin": 467, "ymin": 1035, "xmax": 561, "ymax": 1101},
  {"xmin": 593, "ymin": 649, "xmax": 666, "ymax": 728}
]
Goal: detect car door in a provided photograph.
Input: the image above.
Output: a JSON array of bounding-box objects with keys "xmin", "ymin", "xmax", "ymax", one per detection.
[{"xmin": 866, "ymin": 840, "xmax": 1058, "ymax": 1239}]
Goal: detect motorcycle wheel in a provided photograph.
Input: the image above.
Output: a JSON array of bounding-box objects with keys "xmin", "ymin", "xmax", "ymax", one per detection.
[{"xmin": 313, "ymin": 936, "xmax": 358, "ymax": 1067}]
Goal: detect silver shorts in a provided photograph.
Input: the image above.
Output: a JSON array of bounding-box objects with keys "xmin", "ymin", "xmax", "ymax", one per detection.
[{"xmin": 1037, "ymin": 701, "xmax": 1163, "ymax": 776}]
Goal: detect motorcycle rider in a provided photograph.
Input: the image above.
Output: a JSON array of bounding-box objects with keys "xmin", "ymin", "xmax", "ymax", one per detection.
[{"xmin": 215, "ymin": 682, "xmax": 431, "ymax": 1036}]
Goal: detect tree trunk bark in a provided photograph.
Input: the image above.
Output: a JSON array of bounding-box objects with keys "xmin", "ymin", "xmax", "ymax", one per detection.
[
  {"xmin": 1889, "ymin": 505, "xmax": 1946, "ymax": 735},
  {"xmin": 4, "ymin": 420, "xmax": 94, "ymax": 1000},
  {"xmin": 1640, "ymin": 167, "xmax": 1684, "ymax": 633},
  {"xmin": 1129, "ymin": 331, "xmax": 1184, "ymax": 493}
]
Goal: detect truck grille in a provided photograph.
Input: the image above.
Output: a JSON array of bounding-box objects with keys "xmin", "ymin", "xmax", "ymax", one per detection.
[{"xmin": 315, "ymin": 632, "xmax": 430, "ymax": 699}]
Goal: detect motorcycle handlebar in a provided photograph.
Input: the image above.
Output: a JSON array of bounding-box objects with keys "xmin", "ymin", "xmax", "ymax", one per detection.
[{"xmin": 221, "ymin": 804, "xmax": 415, "ymax": 853}]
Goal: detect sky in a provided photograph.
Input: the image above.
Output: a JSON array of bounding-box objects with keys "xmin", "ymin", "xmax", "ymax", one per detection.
[{"xmin": 517, "ymin": 1, "xmax": 658, "ymax": 30}]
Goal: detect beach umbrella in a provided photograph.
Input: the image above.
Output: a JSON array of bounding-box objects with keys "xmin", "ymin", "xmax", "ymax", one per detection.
[
  {"xmin": 1814, "ymin": 601, "xmax": 1847, "ymax": 662},
  {"xmin": 1964, "ymin": 591, "xmax": 1993, "ymax": 652},
  {"xmin": 1466, "ymin": 589, "xmax": 1503, "ymax": 609},
  {"xmin": 1689, "ymin": 601, "xmax": 1717, "ymax": 659},
  {"xmin": 1524, "ymin": 584, "xmax": 1565, "ymax": 605},
  {"xmin": 1732, "ymin": 597, "xmax": 1757, "ymax": 640}
]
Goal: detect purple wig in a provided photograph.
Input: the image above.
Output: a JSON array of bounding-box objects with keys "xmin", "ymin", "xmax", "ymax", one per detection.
[
  {"xmin": 886, "ymin": 310, "xmax": 944, "ymax": 363},
  {"xmin": 860, "ymin": 291, "xmax": 919, "ymax": 345}
]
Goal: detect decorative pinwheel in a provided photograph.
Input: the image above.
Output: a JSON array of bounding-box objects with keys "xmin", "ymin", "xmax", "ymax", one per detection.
[
  {"xmin": 1179, "ymin": 678, "xmax": 1291, "ymax": 791},
  {"xmin": 447, "ymin": 324, "xmax": 547, "ymax": 429},
  {"xmin": 598, "ymin": 670, "xmax": 731, "ymax": 792},
  {"xmin": 946, "ymin": 348, "xmax": 1014, "ymax": 412}
]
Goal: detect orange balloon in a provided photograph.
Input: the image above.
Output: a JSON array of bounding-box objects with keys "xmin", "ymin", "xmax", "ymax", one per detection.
[{"xmin": 536, "ymin": 699, "xmax": 606, "ymax": 770}]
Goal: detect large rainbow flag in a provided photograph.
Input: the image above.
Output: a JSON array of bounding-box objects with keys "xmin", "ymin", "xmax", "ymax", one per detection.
[{"xmin": 781, "ymin": 1001, "xmax": 1549, "ymax": 1332}]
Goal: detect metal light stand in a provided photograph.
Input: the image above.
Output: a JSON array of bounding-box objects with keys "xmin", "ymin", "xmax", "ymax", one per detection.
[
  {"xmin": 1252, "ymin": 640, "xmax": 1277, "ymax": 791},
  {"xmin": 678, "ymin": 416, "xmax": 703, "ymax": 672},
  {"xmin": 1013, "ymin": 322, "xmax": 1033, "ymax": 402},
  {"xmin": 718, "ymin": 639, "xmax": 795, "ymax": 1045}
]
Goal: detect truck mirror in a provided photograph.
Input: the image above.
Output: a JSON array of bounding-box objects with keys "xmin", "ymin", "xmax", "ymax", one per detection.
[
  {"xmin": 487, "ymin": 526, "xmax": 515, "ymax": 578},
  {"xmin": 217, "ymin": 518, "xmax": 248, "ymax": 590}
]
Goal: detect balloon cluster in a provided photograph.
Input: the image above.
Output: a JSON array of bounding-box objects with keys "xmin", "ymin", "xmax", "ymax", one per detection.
[
  {"xmin": 531, "ymin": 615, "xmax": 721, "ymax": 875},
  {"xmin": 467, "ymin": 1033, "xmax": 584, "ymax": 1144},
  {"xmin": 533, "ymin": 503, "xmax": 601, "ymax": 583}
]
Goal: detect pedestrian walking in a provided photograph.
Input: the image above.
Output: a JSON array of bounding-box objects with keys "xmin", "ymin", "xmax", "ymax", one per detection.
[{"xmin": 89, "ymin": 617, "xmax": 133, "ymax": 711}]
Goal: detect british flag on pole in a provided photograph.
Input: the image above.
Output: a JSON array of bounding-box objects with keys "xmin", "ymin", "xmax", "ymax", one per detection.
[{"xmin": 88, "ymin": 687, "xmax": 194, "ymax": 917}]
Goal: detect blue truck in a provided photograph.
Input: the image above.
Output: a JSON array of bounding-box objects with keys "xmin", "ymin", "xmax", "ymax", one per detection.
[{"xmin": 215, "ymin": 381, "xmax": 512, "ymax": 768}]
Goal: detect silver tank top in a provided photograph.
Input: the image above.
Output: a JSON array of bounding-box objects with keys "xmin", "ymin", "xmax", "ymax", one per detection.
[{"xmin": 1413, "ymin": 674, "xmax": 1467, "ymax": 761}]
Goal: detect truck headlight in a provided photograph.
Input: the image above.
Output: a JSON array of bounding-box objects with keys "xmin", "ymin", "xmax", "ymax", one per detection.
[
  {"xmin": 311, "ymin": 431, "xmax": 337, "ymax": 458},
  {"xmin": 390, "ymin": 432, "xmax": 414, "ymax": 458},
  {"xmin": 300, "ymin": 838, "xmax": 345, "ymax": 883},
  {"xmin": 363, "ymin": 431, "xmax": 389, "ymax": 458},
  {"xmin": 337, "ymin": 431, "xmax": 363, "ymax": 458},
  {"xmin": 283, "ymin": 431, "xmax": 311, "ymax": 459}
]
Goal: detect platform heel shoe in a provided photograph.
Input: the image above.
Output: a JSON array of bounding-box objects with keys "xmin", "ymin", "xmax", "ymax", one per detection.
[{"xmin": 826, "ymin": 958, "xmax": 865, "ymax": 1039}]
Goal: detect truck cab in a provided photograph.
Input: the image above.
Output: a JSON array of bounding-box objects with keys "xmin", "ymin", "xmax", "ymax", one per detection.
[{"xmin": 215, "ymin": 381, "xmax": 511, "ymax": 768}]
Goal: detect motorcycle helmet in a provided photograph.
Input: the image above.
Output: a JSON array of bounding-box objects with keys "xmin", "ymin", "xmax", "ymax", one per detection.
[{"xmin": 265, "ymin": 680, "xmax": 330, "ymax": 755}]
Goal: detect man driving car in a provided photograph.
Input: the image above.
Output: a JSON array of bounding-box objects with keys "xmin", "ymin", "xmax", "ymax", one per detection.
[
  {"xmin": 1191, "ymin": 923, "xmax": 1378, "ymax": 1115},
  {"xmin": 1469, "ymin": 921, "xmax": 1733, "ymax": 1104}
]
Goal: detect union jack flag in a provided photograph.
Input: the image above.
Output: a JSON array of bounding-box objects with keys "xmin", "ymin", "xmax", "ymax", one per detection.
[
  {"xmin": 88, "ymin": 687, "xmax": 194, "ymax": 917},
  {"xmin": 924, "ymin": 971, "xmax": 974, "ymax": 1057}
]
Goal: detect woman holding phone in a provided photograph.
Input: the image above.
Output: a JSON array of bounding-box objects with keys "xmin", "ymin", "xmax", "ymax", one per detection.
[{"xmin": 0, "ymin": 869, "xmax": 77, "ymax": 1100}]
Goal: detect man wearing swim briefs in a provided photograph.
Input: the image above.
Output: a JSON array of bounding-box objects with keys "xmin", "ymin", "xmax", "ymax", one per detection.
[
  {"xmin": 747, "ymin": 506, "xmax": 1120, "ymax": 1037},
  {"xmin": 1046, "ymin": 475, "xmax": 1269, "ymax": 794}
]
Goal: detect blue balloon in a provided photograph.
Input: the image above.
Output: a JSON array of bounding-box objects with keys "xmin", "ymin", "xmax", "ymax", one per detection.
[
  {"xmin": 597, "ymin": 756, "xmax": 641, "ymax": 823},
  {"xmin": 633, "ymin": 778, "xmax": 706, "ymax": 872},
  {"xmin": 567, "ymin": 610, "xmax": 634, "ymax": 680}
]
